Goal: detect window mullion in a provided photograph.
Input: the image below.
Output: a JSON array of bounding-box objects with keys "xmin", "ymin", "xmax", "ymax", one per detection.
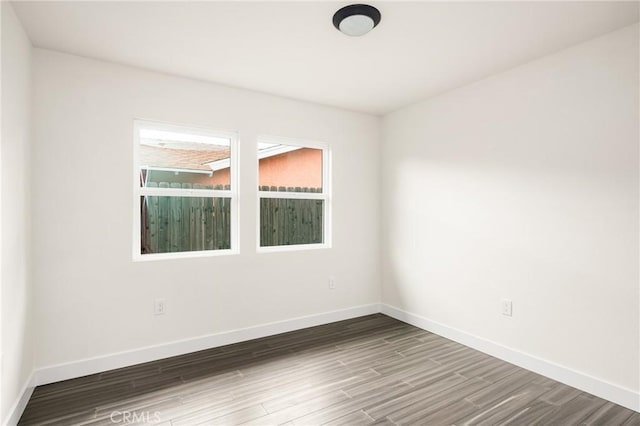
[
  {"xmin": 257, "ymin": 191, "xmax": 325, "ymax": 200},
  {"xmin": 138, "ymin": 188, "xmax": 233, "ymax": 198}
]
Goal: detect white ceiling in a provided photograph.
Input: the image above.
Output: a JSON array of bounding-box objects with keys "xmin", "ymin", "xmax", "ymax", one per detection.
[{"xmin": 12, "ymin": 1, "xmax": 639, "ymax": 115}]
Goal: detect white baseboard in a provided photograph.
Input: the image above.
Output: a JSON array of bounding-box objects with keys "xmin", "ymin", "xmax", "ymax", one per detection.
[
  {"xmin": 380, "ymin": 303, "xmax": 640, "ymax": 413},
  {"xmin": 34, "ymin": 303, "xmax": 381, "ymax": 387},
  {"xmin": 3, "ymin": 372, "xmax": 36, "ymax": 426}
]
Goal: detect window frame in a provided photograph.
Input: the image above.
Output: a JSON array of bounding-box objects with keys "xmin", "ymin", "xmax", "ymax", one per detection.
[
  {"xmin": 256, "ymin": 136, "xmax": 332, "ymax": 253},
  {"xmin": 132, "ymin": 119, "xmax": 239, "ymax": 261}
]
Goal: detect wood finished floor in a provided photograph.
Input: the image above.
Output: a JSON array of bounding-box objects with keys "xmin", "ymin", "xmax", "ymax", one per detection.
[{"xmin": 20, "ymin": 314, "xmax": 639, "ymax": 426}]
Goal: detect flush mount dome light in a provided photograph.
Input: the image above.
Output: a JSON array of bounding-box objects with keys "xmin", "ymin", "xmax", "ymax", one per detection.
[{"xmin": 333, "ymin": 4, "xmax": 381, "ymax": 37}]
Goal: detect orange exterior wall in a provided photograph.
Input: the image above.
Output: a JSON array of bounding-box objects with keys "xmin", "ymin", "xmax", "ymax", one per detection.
[
  {"xmin": 210, "ymin": 168, "xmax": 231, "ymax": 186},
  {"xmin": 211, "ymin": 148, "xmax": 322, "ymax": 189},
  {"xmin": 146, "ymin": 170, "xmax": 222, "ymax": 187}
]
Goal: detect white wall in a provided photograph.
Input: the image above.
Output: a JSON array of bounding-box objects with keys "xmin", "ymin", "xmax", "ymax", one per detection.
[
  {"xmin": 1, "ymin": 1, "xmax": 34, "ymax": 422},
  {"xmin": 31, "ymin": 49, "xmax": 381, "ymax": 370},
  {"xmin": 382, "ymin": 22, "xmax": 639, "ymax": 397}
]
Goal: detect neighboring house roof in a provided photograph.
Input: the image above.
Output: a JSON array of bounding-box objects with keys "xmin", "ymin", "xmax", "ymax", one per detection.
[
  {"xmin": 139, "ymin": 142, "xmax": 303, "ymax": 174},
  {"xmin": 139, "ymin": 144, "xmax": 229, "ymax": 172}
]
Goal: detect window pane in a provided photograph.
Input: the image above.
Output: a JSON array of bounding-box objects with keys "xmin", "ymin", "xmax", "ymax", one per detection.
[
  {"xmin": 139, "ymin": 127, "xmax": 232, "ymax": 188},
  {"xmin": 260, "ymin": 198, "xmax": 323, "ymax": 247},
  {"xmin": 257, "ymin": 143, "xmax": 322, "ymax": 192},
  {"xmin": 140, "ymin": 196, "xmax": 231, "ymax": 254}
]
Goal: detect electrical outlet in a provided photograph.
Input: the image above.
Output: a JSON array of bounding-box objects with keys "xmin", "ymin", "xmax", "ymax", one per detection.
[
  {"xmin": 329, "ymin": 277, "xmax": 336, "ymax": 290},
  {"xmin": 154, "ymin": 298, "xmax": 166, "ymax": 315},
  {"xmin": 501, "ymin": 299, "xmax": 513, "ymax": 317}
]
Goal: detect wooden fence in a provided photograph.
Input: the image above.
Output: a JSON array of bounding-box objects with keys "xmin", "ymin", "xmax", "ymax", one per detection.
[
  {"xmin": 141, "ymin": 183, "xmax": 323, "ymax": 254},
  {"xmin": 141, "ymin": 183, "xmax": 231, "ymax": 254},
  {"xmin": 259, "ymin": 186, "xmax": 323, "ymax": 247}
]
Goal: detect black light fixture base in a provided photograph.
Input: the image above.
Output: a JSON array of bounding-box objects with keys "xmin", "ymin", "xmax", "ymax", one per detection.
[{"xmin": 333, "ymin": 4, "xmax": 381, "ymax": 35}]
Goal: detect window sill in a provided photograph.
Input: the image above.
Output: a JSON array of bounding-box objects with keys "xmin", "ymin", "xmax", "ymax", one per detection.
[
  {"xmin": 256, "ymin": 243, "xmax": 331, "ymax": 254},
  {"xmin": 133, "ymin": 249, "xmax": 238, "ymax": 262}
]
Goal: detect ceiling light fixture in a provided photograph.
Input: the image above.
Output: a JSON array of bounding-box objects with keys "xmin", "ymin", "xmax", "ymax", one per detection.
[{"xmin": 333, "ymin": 4, "xmax": 381, "ymax": 37}]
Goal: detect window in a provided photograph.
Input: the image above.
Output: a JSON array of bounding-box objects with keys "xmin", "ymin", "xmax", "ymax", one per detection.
[
  {"xmin": 257, "ymin": 138, "xmax": 331, "ymax": 250},
  {"xmin": 133, "ymin": 120, "xmax": 238, "ymax": 260}
]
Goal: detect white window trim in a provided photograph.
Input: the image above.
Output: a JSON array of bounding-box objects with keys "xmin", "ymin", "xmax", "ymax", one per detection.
[
  {"xmin": 132, "ymin": 119, "xmax": 239, "ymax": 261},
  {"xmin": 256, "ymin": 136, "xmax": 332, "ymax": 253}
]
